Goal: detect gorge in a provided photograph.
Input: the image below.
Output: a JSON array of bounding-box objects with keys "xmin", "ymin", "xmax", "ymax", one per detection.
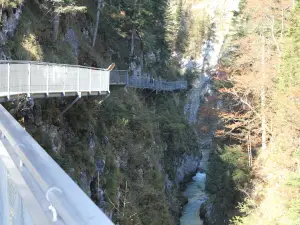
[{"xmin": 1, "ymin": 0, "xmax": 299, "ymax": 224}]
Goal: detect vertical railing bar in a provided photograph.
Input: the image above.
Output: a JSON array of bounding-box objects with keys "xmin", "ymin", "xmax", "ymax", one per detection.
[
  {"xmin": 7, "ymin": 63, "xmax": 10, "ymax": 100},
  {"xmin": 52, "ymin": 66, "xmax": 55, "ymax": 93},
  {"xmin": 63, "ymin": 65, "xmax": 66, "ymax": 96},
  {"xmin": 108, "ymin": 71, "xmax": 110, "ymax": 92},
  {"xmin": 127, "ymin": 72, "xmax": 129, "ymax": 86},
  {"xmin": 77, "ymin": 67, "xmax": 80, "ymax": 97},
  {"xmin": 99, "ymin": 70, "xmax": 101, "ymax": 94},
  {"xmin": 46, "ymin": 64, "xmax": 49, "ymax": 96},
  {"xmin": 28, "ymin": 63, "xmax": 31, "ymax": 97},
  {"xmin": 89, "ymin": 68, "xmax": 92, "ymax": 94}
]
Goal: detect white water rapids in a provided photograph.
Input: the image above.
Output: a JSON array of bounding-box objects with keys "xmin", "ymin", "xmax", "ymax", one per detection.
[{"xmin": 180, "ymin": 0, "xmax": 240, "ymax": 224}]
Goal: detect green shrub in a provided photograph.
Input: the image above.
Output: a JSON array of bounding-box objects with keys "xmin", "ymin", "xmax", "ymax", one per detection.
[
  {"xmin": 185, "ymin": 69, "xmax": 198, "ymax": 89},
  {"xmin": 287, "ymin": 199, "xmax": 300, "ymax": 225},
  {"xmin": 286, "ymin": 173, "xmax": 300, "ymax": 188}
]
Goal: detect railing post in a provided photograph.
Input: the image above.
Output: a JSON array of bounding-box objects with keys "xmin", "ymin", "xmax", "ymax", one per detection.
[
  {"xmin": 7, "ymin": 63, "xmax": 10, "ymax": 100},
  {"xmin": 77, "ymin": 67, "xmax": 80, "ymax": 97},
  {"xmin": 28, "ymin": 63, "xmax": 31, "ymax": 97},
  {"xmin": 108, "ymin": 71, "xmax": 110, "ymax": 91},
  {"xmin": 89, "ymin": 68, "xmax": 92, "ymax": 94},
  {"xmin": 99, "ymin": 70, "xmax": 101, "ymax": 94},
  {"xmin": 126, "ymin": 71, "xmax": 129, "ymax": 85},
  {"xmin": 46, "ymin": 64, "xmax": 49, "ymax": 96},
  {"xmin": 63, "ymin": 65, "xmax": 66, "ymax": 96},
  {"xmin": 53, "ymin": 66, "xmax": 55, "ymax": 94}
]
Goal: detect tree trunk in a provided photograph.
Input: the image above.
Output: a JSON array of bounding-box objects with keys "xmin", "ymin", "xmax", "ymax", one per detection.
[
  {"xmin": 261, "ymin": 86, "xmax": 267, "ymax": 150},
  {"xmin": 292, "ymin": 0, "xmax": 295, "ymax": 9},
  {"xmin": 130, "ymin": 28, "xmax": 135, "ymax": 56},
  {"xmin": 53, "ymin": 10, "xmax": 60, "ymax": 41},
  {"xmin": 261, "ymin": 34, "xmax": 267, "ymax": 150},
  {"xmin": 0, "ymin": 5, "xmax": 3, "ymax": 24},
  {"xmin": 92, "ymin": 0, "xmax": 102, "ymax": 47},
  {"xmin": 247, "ymin": 132, "xmax": 252, "ymax": 167},
  {"xmin": 280, "ymin": 9, "xmax": 284, "ymax": 41},
  {"xmin": 270, "ymin": 16, "xmax": 281, "ymax": 57}
]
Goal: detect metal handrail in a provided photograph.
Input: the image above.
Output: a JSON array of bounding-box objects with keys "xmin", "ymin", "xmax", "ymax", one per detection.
[
  {"xmin": 110, "ymin": 70, "xmax": 188, "ymax": 91},
  {"xmin": 0, "ymin": 61, "xmax": 110, "ymax": 102},
  {"xmin": 0, "ymin": 60, "xmax": 108, "ymax": 71},
  {"xmin": 0, "ymin": 105, "xmax": 114, "ymax": 225},
  {"xmin": 0, "ymin": 60, "xmax": 187, "ymax": 99}
]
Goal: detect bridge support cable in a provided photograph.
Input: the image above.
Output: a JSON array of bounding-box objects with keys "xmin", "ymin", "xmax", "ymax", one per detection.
[
  {"xmin": 98, "ymin": 92, "xmax": 110, "ymax": 106},
  {"xmin": 57, "ymin": 95, "xmax": 82, "ymax": 119}
]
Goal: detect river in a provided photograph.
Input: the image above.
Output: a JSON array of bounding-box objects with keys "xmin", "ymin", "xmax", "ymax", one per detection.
[{"xmin": 180, "ymin": 0, "xmax": 240, "ymax": 224}]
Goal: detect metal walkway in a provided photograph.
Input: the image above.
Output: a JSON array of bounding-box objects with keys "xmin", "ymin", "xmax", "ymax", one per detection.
[
  {"xmin": 0, "ymin": 61, "xmax": 187, "ymax": 225},
  {"xmin": 0, "ymin": 61, "xmax": 110, "ymax": 102},
  {"xmin": 0, "ymin": 61, "xmax": 187, "ymax": 102},
  {"xmin": 110, "ymin": 70, "xmax": 187, "ymax": 91}
]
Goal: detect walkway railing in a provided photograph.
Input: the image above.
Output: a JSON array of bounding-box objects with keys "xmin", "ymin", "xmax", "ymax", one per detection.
[
  {"xmin": 0, "ymin": 104, "xmax": 114, "ymax": 225},
  {"xmin": 110, "ymin": 70, "xmax": 187, "ymax": 91},
  {"xmin": 0, "ymin": 61, "xmax": 110, "ymax": 102},
  {"xmin": 0, "ymin": 61, "xmax": 187, "ymax": 102}
]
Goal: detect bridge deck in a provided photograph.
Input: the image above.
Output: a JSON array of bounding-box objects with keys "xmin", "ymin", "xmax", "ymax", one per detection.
[
  {"xmin": 0, "ymin": 61, "xmax": 187, "ymax": 102},
  {"xmin": 0, "ymin": 61, "xmax": 110, "ymax": 102}
]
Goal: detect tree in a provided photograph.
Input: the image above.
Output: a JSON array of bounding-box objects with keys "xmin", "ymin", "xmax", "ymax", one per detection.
[
  {"xmin": 50, "ymin": 0, "xmax": 86, "ymax": 41},
  {"xmin": 92, "ymin": 0, "xmax": 103, "ymax": 47},
  {"xmin": 260, "ymin": 33, "xmax": 267, "ymax": 150}
]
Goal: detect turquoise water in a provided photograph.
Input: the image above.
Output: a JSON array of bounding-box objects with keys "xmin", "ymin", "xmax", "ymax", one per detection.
[{"xmin": 180, "ymin": 172, "xmax": 208, "ymax": 225}]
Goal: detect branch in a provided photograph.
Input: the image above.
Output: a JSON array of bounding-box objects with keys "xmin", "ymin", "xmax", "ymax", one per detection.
[
  {"xmin": 106, "ymin": 195, "xmax": 121, "ymax": 214},
  {"xmin": 280, "ymin": 8, "xmax": 284, "ymax": 41},
  {"xmin": 267, "ymin": 15, "xmax": 281, "ymax": 57},
  {"xmin": 55, "ymin": 5, "xmax": 87, "ymax": 13}
]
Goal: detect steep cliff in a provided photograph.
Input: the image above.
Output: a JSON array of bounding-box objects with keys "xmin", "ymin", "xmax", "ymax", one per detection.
[{"xmin": 0, "ymin": 1, "xmax": 205, "ymax": 224}]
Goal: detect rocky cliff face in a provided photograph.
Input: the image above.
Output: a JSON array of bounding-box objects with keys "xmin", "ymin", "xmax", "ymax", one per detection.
[{"xmin": 0, "ymin": 2, "xmax": 23, "ymax": 59}]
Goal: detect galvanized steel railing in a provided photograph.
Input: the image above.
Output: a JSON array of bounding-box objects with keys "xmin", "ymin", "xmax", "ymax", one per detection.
[
  {"xmin": 0, "ymin": 61, "xmax": 110, "ymax": 102},
  {"xmin": 110, "ymin": 70, "xmax": 128, "ymax": 85},
  {"xmin": 0, "ymin": 104, "xmax": 114, "ymax": 225},
  {"xmin": 110, "ymin": 70, "xmax": 187, "ymax": 91},
  {"xmin": 0, "ymin": 61, "xmax": 186, "ymax": 102},
  {"xmin": 128, "ymin": 77, "xmax": 187, "ymax": 91}
]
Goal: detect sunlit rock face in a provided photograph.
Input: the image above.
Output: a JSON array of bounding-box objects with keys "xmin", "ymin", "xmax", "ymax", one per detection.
[{"xmin": 0, "ymin": 2, "xmax": 24, "ymax": 47}]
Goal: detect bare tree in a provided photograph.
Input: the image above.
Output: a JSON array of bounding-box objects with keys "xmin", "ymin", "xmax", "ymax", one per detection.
[
  {"xmin": 268, "ymin": 16, "xmax": 281, "ymax": 57},
  {"xmin": 261, "ymin": 34, "xmax": 267, "ymax": 151},
  {"xmin": 280, "ymin": 8, "xmax": 284, "ymax": 41}
]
